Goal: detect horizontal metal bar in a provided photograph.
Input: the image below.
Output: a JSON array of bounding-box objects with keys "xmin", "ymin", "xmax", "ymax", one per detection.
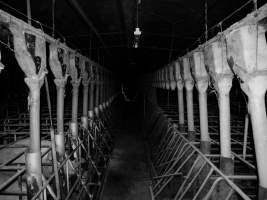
[
  {"xmin": 152, "ymin": 172, "xmax": 182, "ymax": 179},
  {"xmin": 0, "ymin": 169, "xmax": 25, "ymax": 191}
]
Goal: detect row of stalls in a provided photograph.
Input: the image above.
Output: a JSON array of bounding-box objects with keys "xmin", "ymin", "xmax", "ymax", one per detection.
[
  {"xmin": 144, "ymin": 3, "xmax": 267, "ymax": 200},
  {"xmin": 0, "ymin": 8, "xmax": 120, "ymax": 200}
]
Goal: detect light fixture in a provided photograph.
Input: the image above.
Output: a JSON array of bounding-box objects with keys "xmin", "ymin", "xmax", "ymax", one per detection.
[
  {"xmin": 133, "ymin": 0, "xmax": 141, "ymax": 48},
  {"xmin": 133, "ymin": 27, "xmax": 141, "ymax": 48},
  {"xmin": 134, "ymin": 27, "xmax": 142, "ymax": 36}
]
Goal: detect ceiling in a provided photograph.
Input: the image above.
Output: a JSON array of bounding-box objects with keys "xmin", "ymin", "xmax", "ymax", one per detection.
[{"xmin": 1, "ymin": 0, "xmax": 266, "ymax": 77}]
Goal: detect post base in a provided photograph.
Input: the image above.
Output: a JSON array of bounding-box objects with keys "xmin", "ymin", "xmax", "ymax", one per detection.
[
  {"xmin": 188, "ymin": 131, "xmax": 195, "ymax": 141},
  {"xmin": 70, "ymin": 122, "xmax": 78, "ymax": 138},
  {"xmin": 94, "ymin": 107, "xmax": 99, "ymax": 117},
  {"xmin": 88, "ymin": 110, "xmax": 94, "ymax": 119},
  {"xmin": 179, "ymin": 124, "xmax": 185, "ymax": 132},
  {"xmin": 99, "ymin": 104, "xmax": 103, "ymax": 111},
  {"xmin": 55, "ymin": 133, "xmax": 65, "ymax": 160},
  {"xmin": 25, "ymin": 152, "xmax": 42, "ymax": 200},
  {"xmin": 81, "ymin": 116, "xmax": 88, "ymax": 129},
  {"xmin": 258, "ymin": 185, "xmax": 267, "ymax": 200},
  {"xmin": 220, "ymin": 156, "xmax": 234, "ymax": 175},
  {"xmin": 200, "ymin": 141, "xmax": 210, "ymax": 154}
]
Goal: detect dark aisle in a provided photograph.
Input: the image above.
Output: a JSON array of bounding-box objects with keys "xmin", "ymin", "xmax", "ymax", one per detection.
[{"xmin": 100, "ymin": 100, "xmax": 151, "ymax": 200}]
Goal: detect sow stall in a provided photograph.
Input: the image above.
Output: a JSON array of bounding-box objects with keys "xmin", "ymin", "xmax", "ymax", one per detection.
[
  {"xmin": 144, "ymin": 3, "xmax": 267, "ymax": 200},
  {"xmin": 0, "ymin": 8, "xmax": 119, "ymax": 200}
]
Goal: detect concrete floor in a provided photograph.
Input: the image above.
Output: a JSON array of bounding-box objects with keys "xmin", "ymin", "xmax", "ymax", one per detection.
[{"xmin": 100, "ymin": 116, "xmax": 151, "ymax": 200}]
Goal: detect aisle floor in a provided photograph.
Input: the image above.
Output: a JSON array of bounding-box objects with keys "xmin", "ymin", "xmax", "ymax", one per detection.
[{"xmin": 101, "ymin": 121, "xmax": 151, "ymax": 200}]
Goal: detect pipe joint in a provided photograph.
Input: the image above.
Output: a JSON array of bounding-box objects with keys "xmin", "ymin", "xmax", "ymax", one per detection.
[
  {"xmin": 82, "ymin": 80, "xmax": 90, "ymax": 87},
  {"xmin": 25, "ymin": 76, "xmax": 45, "ymax": 98},
  {"xmin": 196, "ymin": 79, "xmax": 209, "ymax": 93},
  {"xmin": 176, "ymin": 81, "xmax": 184, "ymax": 90},
  {"xmin": 241, "ymin": 75, "xmax": 267, "ymax": 98},
  {"xmin": 71, "ymin": 79, "xmax": 81, "ymax": 89},
  {"xmin": 54, "ymin": 78, "xmax": 67, "ymax": 89},
  {"xmin": 185, "ymin": 79, "xmax": 194, "ymax": 91},
  {"xmin": 215, "ymin": 76, "xmax": 233, "ymax": 95}
]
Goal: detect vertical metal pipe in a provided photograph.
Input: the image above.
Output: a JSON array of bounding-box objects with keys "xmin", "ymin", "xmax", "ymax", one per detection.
[
  {"xmin": 177, "ymin": 84, "xmax": 185, "ymax": 131},
  {"xmin": 95, "ymin": 81, "xmax": 99, "ymax": 117},
  {"xmin": 99, "ymin": 81, "xmax": 103, "ymax": 111},
  {"xmin": 82, "ymin": 84, "xmax": 89, "ymax": 116},
  {"xmin": 26, "ymin": 0, "xmax": 31, "ymax": 25},
  {"xmin": 244, "ymin": 76, "xmax": 267, "ymax": 198},
  {"xmin": 185, "ymin": 81, "xmax": 194, "ymax": 140},
  {"xmin": 24, "ymin": 77, "xmax": 43, "ymax": 199},
  {"xmin": 103, "ymin": 78, "xmax": 107, "ymax": 109},
  {"xmin": 72, "ymin": 81, "xmax": 80, "ymax": 122},
  {"xmin": 89, "ymin": 82, "xmax": 95, "ymax": 119},
  {"xmin": 217, "ymin": 77, "xmax": 233, "ymax": 175},
  {"xmin": 204, "ymin": 0, "xmax": 208, "ymax": 41},
  {"xmin": 82, "ymin": 81, "xmax": 89, "ymax": 129},
  {"xmin": 54, "ymin": 79, "xmax": 66, "ymax": 158},
  {"xmin": 105, "ymin": 77, "xmax": 108, "ymax": 108},
  {"xmin": 196, "ymin": 80, "xmax": 210, "ymax": 153},
  {"xmin": 52, "ymin": 0, "xmax": 55, "ymax": 37},
  {"xmin": 71, "ymin": 81, "xmax": 80, "ymax": 137},
  {"xmin": 243, "ymin": 114, "xmax": 249, "ymax": 159},
  {"xmin": 26, "ymin": 78, "xmax": 41, "ymax": 152},
  {"xmin": 167, "ymin": 90, "xmax": 170, "ymax": 106}
]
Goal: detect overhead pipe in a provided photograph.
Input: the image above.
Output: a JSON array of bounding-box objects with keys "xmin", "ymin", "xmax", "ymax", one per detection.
[
  {"xmin": 182, "ymin": 56, "xmax": 195, "ymax": 141},
  {"xmin": 226, "ymin": 23, "xmax": 267, "ymax": 199},
  {"xmin": 191, "ymin": 49, "xmax": 210, "ymax": 153},
  {"xmin": 204, "ymin": 37, "xmax": 234, "ymax": 175}
]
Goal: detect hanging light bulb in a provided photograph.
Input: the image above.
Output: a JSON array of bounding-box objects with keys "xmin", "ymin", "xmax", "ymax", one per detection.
[
  {"xmin": 133, "ymin": 0, "xmax": 142, "ymax": 48},
  {"xmin": 133, "ymin": 27, "xmax": 141, "ymax": 48},
  {"xmin": 134, "ymin": 27, "xmax": 142, "ymax": 36}
]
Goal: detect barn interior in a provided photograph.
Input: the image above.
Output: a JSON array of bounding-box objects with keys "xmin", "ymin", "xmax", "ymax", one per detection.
[{"xmin": 0, "ymin": 0, "xmax": 267, "ymax": 199}]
